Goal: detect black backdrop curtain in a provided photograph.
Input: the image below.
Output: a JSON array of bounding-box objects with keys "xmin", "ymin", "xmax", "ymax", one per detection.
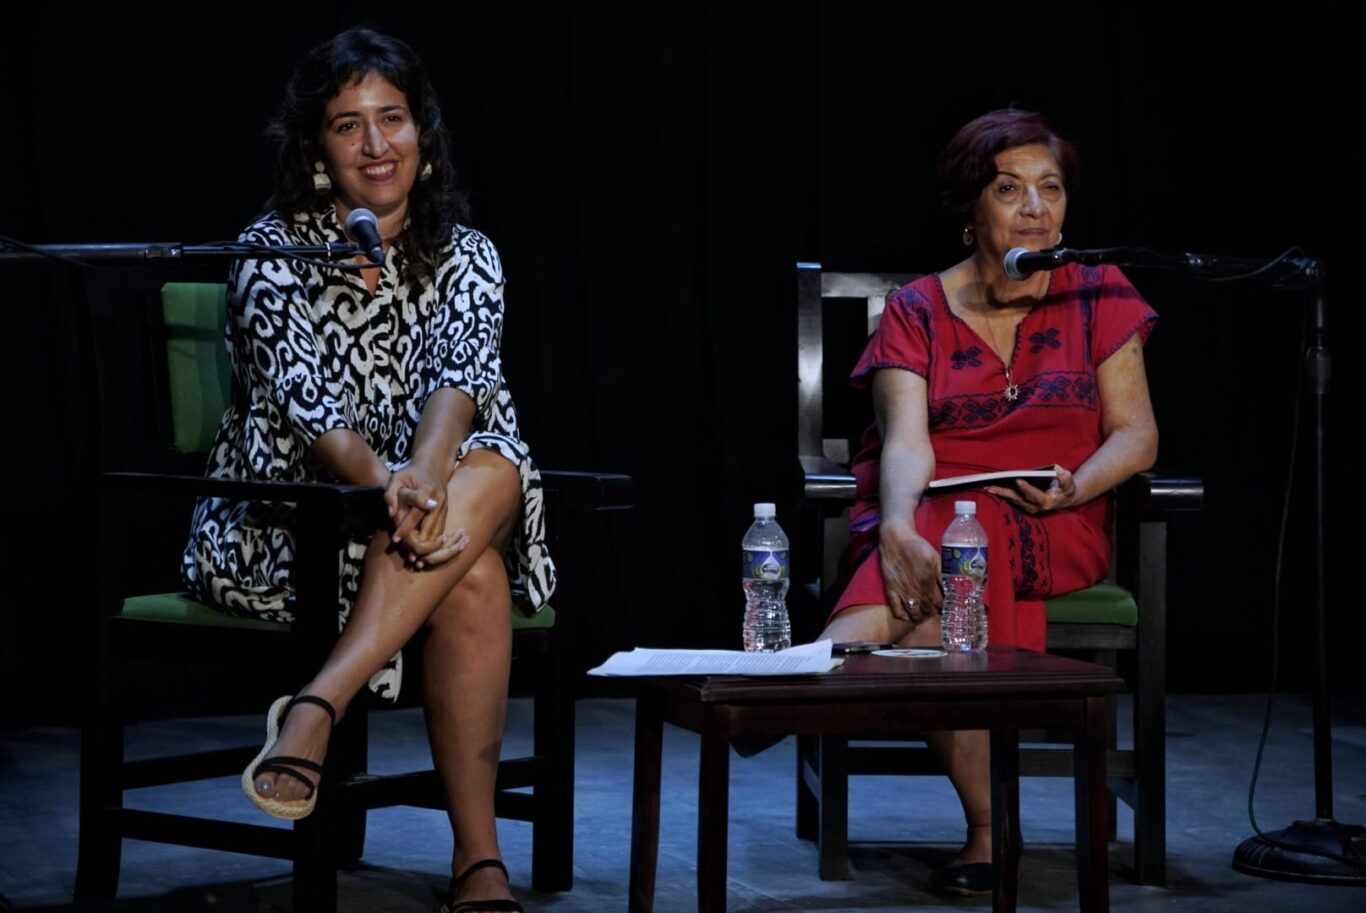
[{"xmin": 0, "ymin": 1, "xmax": 1356, "ymax": 720}]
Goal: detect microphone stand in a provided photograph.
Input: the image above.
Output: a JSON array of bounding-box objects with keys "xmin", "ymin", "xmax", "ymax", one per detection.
[
  {"xmin": 0, "ymin": 239, "xmax": 364, "ymax": 267},
  {"xmin": 1106, "ymin": 246, "xmax": 1363, "ymax": 884}
]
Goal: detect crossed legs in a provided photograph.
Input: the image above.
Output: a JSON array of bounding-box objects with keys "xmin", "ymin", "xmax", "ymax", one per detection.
[{"xmin": 252, "ymin": 448, "xmax": 523, "ymax": 904}]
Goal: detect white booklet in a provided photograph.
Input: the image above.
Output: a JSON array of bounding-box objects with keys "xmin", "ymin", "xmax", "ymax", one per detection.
[
  {"xmin": 587, "ymin": 639, "xmax": 841, "ymax": 677},
  {"xmin": 927, "ymin": 466, "xmax": 1058, "ymax": 494}
]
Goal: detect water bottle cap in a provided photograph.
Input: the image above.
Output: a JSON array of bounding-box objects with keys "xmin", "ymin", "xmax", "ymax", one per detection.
[
  {"xmin": 753, "ymin": 502, "xmax": 776, "ymax": 518},
  {"xmin": 954, "ymin": 500, "xmax": 977, "ymax": 514}
]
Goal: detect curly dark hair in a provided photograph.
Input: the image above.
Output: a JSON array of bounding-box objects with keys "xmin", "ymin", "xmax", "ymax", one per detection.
[
  {"xmin": 264, "ymin": 26, "xmax": 468, "ymax": 286},
  {"xmin": 939, "ymin": 108, "xmax": 1080, "ymax": 225}
]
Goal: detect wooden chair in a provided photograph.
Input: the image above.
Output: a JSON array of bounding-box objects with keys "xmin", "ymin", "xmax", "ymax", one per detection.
[
  {"xmin": 791, "ymin": 262, "xmax": 1202, "ymax": 886},
  {"xmin": 75, "ymin": 282, "xmax": 633, "ymax": 910}
]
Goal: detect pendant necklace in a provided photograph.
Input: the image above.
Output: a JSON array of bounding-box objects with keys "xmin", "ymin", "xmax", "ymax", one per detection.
[
  {"xmin": 1002, "ymin": 365, "xmax": 1020, "ymax": 403},
  {"xmin": 973, "ymin": 259, "xmax": 1021, "ymax": 403}
]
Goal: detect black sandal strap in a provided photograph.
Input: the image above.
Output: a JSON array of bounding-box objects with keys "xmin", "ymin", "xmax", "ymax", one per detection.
[
  {"xmin": 442, "ymin": 859, "xmax": 518, "ymax": 912},
  {"xmin": 453, "ymin": 858, "xmax": 509, "ymax": 887},
  {"xmin": 253, "ymin": 756, "xmax": 323, "ymax": 798},
  {"xmin": 283, "ymin": 694, "xmax": 337, "ymax": 727},
  {"xmin": 447, "ymin": 901, "xmax": 522, "ymax": 913}
]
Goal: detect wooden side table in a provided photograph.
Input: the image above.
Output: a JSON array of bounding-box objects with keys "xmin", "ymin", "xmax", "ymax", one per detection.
[{"xmin": 628, "ymin": 646, "xmax": 1125, "ymax": 913}]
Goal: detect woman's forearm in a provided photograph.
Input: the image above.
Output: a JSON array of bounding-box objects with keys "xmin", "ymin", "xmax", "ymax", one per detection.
[
  {"xmin": 880, "ymin": 441, "xmax": 935, "ymax": 535},
  {"xmin": 307, "ymin": 389, "xmax": 475, "ymax": 491},
  {"xmin": 1074, "ymin": 333, "xmax": 1159, "ymax": 506},
  {"xmin": 409, "ymin": 388, "xmax": 475, "ymax": 475},
  {"xmin": 872, "ymin": 369, "xmax": 936, "ymax": 537},
  {"xmin": 1071, "ymin": 425, "xmax": 1157, "ymax": 506},
  {"xmin": 310, "ymin": 429, "xmax": 391, "ymax": 487}
]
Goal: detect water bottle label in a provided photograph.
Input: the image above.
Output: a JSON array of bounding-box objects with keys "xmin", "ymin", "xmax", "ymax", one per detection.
[
  {"xmin": 743, "ymin": 548, "xmax": 789, "ymax": 580},
  {"xmin": 941, "ymin": 545, "xmax": 987, "ymax": 577}
]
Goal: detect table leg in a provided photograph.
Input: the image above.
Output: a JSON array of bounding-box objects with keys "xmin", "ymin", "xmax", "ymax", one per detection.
[
  {"xmin": 630, "ymin": 692, "xmax": 664, "ymax": 913},
  {"xmin": 818, "ymin": 736, "xmax": 850, "ymax": 881},
  {"xmin": 697, "ymin": 731, "xmax": 730, "ymax": 912},
  {"xmin": 990, "ymin": 727, "xmax": 1020, "ymax": 913},
  {"xmin": 1074, "ymin": 695, "xmax": 1110, "ymax": 913}
]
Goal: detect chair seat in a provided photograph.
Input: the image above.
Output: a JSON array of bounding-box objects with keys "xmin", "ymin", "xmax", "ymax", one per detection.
[
  {"xmin": 1044, "ymin": 581, "xmax": 1137, "ymax": 627},
  {"xmin": 123, "ymin": 592, "xmax": 557, "ymax": 631}
]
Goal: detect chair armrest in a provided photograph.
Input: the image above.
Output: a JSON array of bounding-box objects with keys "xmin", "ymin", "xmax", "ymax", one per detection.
[
  {"xmin": 797, "ymin": 462, "xmax": 1204, "ymax": 514},
  {"xmin": 99, "ymin": 473, "xmax": 389, "ymax": 642},
  {"xmin": 1118, "ymin": 469, "xmax": 1204, "ymax": 515},
  {"xmin": 104, "ymin": 471, "xmax": 388, "ymax": 534},
  {"xmin": 799, "ymin": 455, "xmax": 856, "ymax": 502},
  {"xmin": 540, "ymin": 470, "xmax": 635, "ymax": 512}
]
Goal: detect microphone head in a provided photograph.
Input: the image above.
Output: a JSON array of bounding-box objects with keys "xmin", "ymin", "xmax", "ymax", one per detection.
[
  {"xmin": 1003, "ymin": 247, "xmax": 1030, "ymax": 281},
  {"xmin": 342, "ymin": 208, "xmax": 385, "ymax": 264},
  {"xmin": 343, "ymin": 207, "xmax": 378, "ymax": 234}
]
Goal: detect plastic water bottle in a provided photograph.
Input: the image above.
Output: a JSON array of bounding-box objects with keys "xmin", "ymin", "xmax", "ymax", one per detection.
[
  {"xmin": 742, "ymin": 503, "xmax": 791, "ymax": 652},
  {"xmin": 941, "ymin": 500, "xmax": 988, "ymax": 652}
]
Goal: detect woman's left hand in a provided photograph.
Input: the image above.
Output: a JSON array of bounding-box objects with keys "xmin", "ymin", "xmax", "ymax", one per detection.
[
  {"xmin": 985, "ymin": 464, "xmax": 1078, "ymax": 515},
  {"xmin": 386, "ymin": 460, "xmax": 446, "ymax": 544}
]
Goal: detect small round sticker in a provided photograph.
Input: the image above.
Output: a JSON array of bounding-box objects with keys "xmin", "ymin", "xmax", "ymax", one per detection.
[{"xmin": 873, "ymin": 648, "xmax": 947, "ymax": 658}]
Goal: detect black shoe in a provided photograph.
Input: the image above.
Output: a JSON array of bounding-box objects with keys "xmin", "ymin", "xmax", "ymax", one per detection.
[
  {"xmin": 730, "ymin": 734, "xmax": 784, "ymax": 758},
  {"xmin": 928, "ymin": 861, "xmax": 994, "ymax": 896}
]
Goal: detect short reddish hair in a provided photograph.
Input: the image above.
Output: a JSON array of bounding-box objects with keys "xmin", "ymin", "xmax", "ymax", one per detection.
[{"xmin": 939, "ymin": 109, "xmax": 1081, "ymax": 221}]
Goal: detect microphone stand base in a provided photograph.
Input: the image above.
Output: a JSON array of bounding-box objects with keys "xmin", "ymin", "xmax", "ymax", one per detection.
[{"xmin": 1233, "ymin": 818, "xmax": 1366, "ymax": 885}]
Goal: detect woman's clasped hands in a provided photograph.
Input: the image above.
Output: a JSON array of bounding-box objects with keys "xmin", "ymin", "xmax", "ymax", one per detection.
[{"xmin": 385, "ymin": 460, "xmax": 470, "ymax": 569}]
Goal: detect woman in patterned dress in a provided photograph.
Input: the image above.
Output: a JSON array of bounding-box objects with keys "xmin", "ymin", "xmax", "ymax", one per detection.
[
  {"xmin": 181, "ymin": 27, "xmax": 541, "ymax": 911},
  {"xmin": 821, "ymin": 110, "xmax": 1159, "ymax": 895}
]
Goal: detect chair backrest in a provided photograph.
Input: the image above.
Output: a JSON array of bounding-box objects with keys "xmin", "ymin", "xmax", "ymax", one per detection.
[
  {"xmin": 796, "ymin": 262, "xmax": 917, "ymax": 469},
  {"xmin": 160, "ymin": 283, "xmax": 230, "ymax": 454},
  {"xmin": 795, "ymin": 263, "xmax": 918, "ymax": 601}
]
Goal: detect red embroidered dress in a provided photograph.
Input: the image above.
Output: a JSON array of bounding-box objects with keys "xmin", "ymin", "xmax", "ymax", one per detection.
[{"xmin": 834, "ymin": 263, "xmax": 1156, "ymax": 650}]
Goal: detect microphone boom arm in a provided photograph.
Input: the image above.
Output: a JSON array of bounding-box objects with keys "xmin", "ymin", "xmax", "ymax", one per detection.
[{"xmin": 0, "ymin": 240, "xmax": 366, "ymax": 268}]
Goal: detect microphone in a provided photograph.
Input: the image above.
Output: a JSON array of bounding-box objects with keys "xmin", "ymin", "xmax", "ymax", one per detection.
[
  {"xmin": 343, "ymin": 208, "xmax": 386, "ymax": 265},
  {"xmin": 1003, "ymin": 247, "xmax": 1076, "ymax": 280},
  {"xmin": 1002, "ymin": 246, "xmax": 1149, "ymax": 280}
]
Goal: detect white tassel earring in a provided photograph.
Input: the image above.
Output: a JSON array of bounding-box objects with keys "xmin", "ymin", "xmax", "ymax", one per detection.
[{"xmin": 312, "ymin": 161, "xmax": 332, "ymax": 195}]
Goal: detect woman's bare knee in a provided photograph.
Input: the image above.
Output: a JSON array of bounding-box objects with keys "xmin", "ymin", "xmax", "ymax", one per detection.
[
  {"xmin": 453, "ymin": 547, "xmax": 508, "ymax": 605},
  {"xmin": 444, "ymin": 451, "xmax": 521, "ymax": 551},
  {"xmin": 450, "ymin": 449, "xmax": 520, "ymax": 499},
  {"xmin": 821, "ymin": 602, "xmax": 911, "ymax": 645}
]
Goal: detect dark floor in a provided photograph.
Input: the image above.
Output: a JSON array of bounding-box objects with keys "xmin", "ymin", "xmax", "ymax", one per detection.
[{"xmin": 1, "ymin": 693, "xmax": 1363, "ymax": 912}]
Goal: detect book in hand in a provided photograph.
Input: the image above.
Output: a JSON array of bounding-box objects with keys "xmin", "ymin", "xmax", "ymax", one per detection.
[{"xmin": 927, "ymin": 466, "xmax": 1058, "ymax": 494}]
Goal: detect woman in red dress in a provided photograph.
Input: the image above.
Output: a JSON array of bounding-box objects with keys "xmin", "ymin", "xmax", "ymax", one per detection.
[{"xmin": 822, "ymin": 109, "xmax": 1159, "ymax": 894}]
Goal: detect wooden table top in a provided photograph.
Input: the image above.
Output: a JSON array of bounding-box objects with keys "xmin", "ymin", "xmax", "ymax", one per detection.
[{"xmin": 644, "ymin": 646, "xmax": 1126, "ymax": 703}]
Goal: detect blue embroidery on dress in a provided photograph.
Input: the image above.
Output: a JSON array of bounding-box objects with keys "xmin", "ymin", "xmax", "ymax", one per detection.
[
  {"xmin": 928, "ymin": 372, "xmax": 1096, "ymax": 430},
  {"xmin": 951, "ymin": 346, "xmax": 984, "ymax": 370},
  {"xmin": 1028, "ymin": 327, "xmax": 1061, "ymax": 353}
]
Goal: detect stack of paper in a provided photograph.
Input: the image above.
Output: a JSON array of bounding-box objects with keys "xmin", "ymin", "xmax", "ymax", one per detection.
[{"xmin": 587, "ymin": 640, "xmax": 840, "ymax": 677}]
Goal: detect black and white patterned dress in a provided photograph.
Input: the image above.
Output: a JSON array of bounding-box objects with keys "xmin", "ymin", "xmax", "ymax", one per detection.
[{"xmin": 182, "ymin": 207, "xmax": 554, "ymax": 699}]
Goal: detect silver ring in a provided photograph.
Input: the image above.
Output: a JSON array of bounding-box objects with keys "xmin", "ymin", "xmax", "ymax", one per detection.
[{"xmin": 903, "ymin": 598, "xmax": 918, "ymax": 610}]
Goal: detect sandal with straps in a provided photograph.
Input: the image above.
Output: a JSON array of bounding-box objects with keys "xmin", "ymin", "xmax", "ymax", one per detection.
[
  {"xmin": 240, "ymin": 694, "xmax": 336, "ymax": 820},
  {"xmin": 439, "ymin": 858, "xmax": 523, "ymax": 913}
]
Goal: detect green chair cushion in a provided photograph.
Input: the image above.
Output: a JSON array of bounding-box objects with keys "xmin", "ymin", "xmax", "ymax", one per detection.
[
  {"xmin": 1044, "ymin": 581, "xmax": 1138, "ymax": 627},
  {"xmin": 124, "ymin": 592, "xmax": 556, "ymax": 631},
  {"xmin": 122, "ymin": 593, "xmax": 287, "ymax": 631}
]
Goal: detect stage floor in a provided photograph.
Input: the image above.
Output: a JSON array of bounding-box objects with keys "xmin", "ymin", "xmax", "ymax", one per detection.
[{"xmin": 2, "ymin": 693, "xmax": 1363, "ymax": 912}]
